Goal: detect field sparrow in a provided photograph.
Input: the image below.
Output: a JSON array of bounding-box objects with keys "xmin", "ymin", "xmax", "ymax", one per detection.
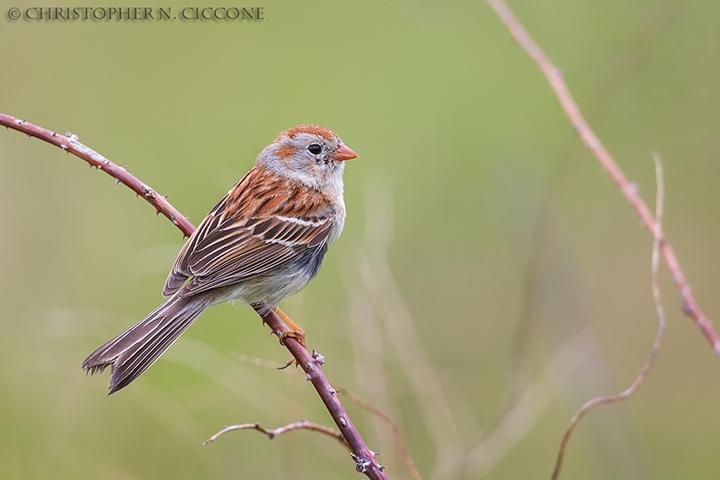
[{"xmin": 83, "ymin": 125, "xmax": 358, "ymax": 393}]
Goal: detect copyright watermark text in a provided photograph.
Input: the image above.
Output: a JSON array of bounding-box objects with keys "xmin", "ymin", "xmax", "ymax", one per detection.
[{"xmin": 6, "ymin": 6, "xmax": 264, "ymax": 21}]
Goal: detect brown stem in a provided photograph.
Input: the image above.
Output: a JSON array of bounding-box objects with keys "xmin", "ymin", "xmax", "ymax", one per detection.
[
  {"xmin": 0, "ymin": 112, "xmax": 389, "ymax": 480},
  {"xmin": 484, "ymin": 0, "xmax": 720, "ymax": 356}
]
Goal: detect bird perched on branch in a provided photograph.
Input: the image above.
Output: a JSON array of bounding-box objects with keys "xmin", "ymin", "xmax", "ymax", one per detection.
[{"xmin": 83, "ymin": 125, "xmax": 358, "ymax": 393}]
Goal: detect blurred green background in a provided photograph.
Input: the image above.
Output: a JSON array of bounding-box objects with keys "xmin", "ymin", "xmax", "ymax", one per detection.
[{"xmin": 1, "ymin": 0, "xmax": 719, "ymax": 478}]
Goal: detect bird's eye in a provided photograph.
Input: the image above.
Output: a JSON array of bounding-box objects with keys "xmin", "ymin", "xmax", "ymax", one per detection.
[{"xmin": 307, "ymin": 144, "xmax": 322, "ymax": 155}]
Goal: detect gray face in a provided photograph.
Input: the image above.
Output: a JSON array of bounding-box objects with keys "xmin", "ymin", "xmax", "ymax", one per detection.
[{"xmin": 258, "ymin": 131, "xmax": 346, "ymax": 191}]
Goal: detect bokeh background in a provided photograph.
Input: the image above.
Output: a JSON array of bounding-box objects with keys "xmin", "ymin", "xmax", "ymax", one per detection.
[{"xmin": 1, "ymin": 0, "xmax": 719, "ymax": 478}]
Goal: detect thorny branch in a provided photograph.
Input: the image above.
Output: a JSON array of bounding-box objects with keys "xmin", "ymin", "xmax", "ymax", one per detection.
[{"xmin": 0, "ymin": 112, "xmax": 389, "ymax": 480}]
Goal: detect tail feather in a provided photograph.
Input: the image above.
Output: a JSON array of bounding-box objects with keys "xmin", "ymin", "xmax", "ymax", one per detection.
[{"xmin": 82, "ymin": 294, "xmax": 211, "ymax": 394}]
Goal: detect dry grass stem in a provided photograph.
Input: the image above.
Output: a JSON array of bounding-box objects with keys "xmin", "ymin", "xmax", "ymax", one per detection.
[
  {"xmin": 345, "ymin": 287, "xmax": 403, "ymax": 471},
  {"xmin": 464, "ymin": 332, "xmax": 600, "ymax": 476},
  {"xmin": 358, "ymin": 182, "xmax": 466, "ymax": 480},
  {"xmin": 338, "ymin": 387, "xmax": 423, "ymax": 480},
  {"xmin": 229, "ymin": 351, "xmax": 305, "ymax": 372},
  {"xmin": 550, "ymin": 154, "xmax": 667, "ymax": 480}
]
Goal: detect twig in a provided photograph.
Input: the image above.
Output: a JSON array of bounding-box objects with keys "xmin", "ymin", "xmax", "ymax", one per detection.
[
  {"xmin": 0, "ymin": 112, "xmax": 389, "ymax": 480},
  {"xmin": 485, "ymin": 0, "xmax": 720, "ymax": 356},
  {"xmin": 203, "ymin": 419, "xmax": 347, "ymax": 447},
  {"xmin": 550, "ymin": 154, "xmax": 667, "ymax": 480}
]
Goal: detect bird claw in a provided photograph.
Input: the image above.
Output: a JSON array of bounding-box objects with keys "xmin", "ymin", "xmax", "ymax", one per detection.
[{"xmin": 277, "ymin": 329, "xmax": 306, "ymax": 347}]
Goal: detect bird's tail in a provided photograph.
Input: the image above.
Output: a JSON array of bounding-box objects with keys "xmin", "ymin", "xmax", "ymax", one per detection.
[{"xmin": 82, "ymin": 294, "xmax": 211, "ymax": 394}]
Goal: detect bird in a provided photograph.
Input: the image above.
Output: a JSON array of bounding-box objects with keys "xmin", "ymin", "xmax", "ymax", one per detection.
[{"xmin": 82, "ymin": 124, "xmax": 358, "ymax": 394}]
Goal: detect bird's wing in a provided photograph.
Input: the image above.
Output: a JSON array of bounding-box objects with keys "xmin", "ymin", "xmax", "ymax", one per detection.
[{"xmin": 162, "ymin": 167, "xmax": 335, "ymax": 297}]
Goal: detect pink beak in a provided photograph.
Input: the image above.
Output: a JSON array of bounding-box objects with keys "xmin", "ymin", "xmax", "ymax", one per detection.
[{"xmin": 330, "ymin": 144, "xmax": 358, "ymax": 161}]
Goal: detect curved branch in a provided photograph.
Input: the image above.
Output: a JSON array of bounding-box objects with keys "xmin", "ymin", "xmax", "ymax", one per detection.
[
  {"xmin": 485, "ymin": 0, "xmax": 720, "ymax": 356},
  {"xmin": 0, "ymin": 114, "xmax": 195, "ymax": 237}
]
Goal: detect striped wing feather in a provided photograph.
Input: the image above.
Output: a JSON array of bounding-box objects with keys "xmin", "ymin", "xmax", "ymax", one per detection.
[{"xmin": 163, "ymin": 167, "xmax": 334, "ymax": 298}]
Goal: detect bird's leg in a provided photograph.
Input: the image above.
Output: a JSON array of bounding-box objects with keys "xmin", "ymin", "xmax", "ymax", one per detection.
[
  {"xmin": 274, "ymin": 308, "xmax": 306, "ymax": 370},
  {"xmin": 274, "ymin": 308, "xmax": 306, "ymax": 347}
]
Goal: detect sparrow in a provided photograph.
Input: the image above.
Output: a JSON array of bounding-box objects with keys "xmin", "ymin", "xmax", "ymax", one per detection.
[{"xmin": 83, "ymin": 125, "xmax": 358, "ymax": 393}]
